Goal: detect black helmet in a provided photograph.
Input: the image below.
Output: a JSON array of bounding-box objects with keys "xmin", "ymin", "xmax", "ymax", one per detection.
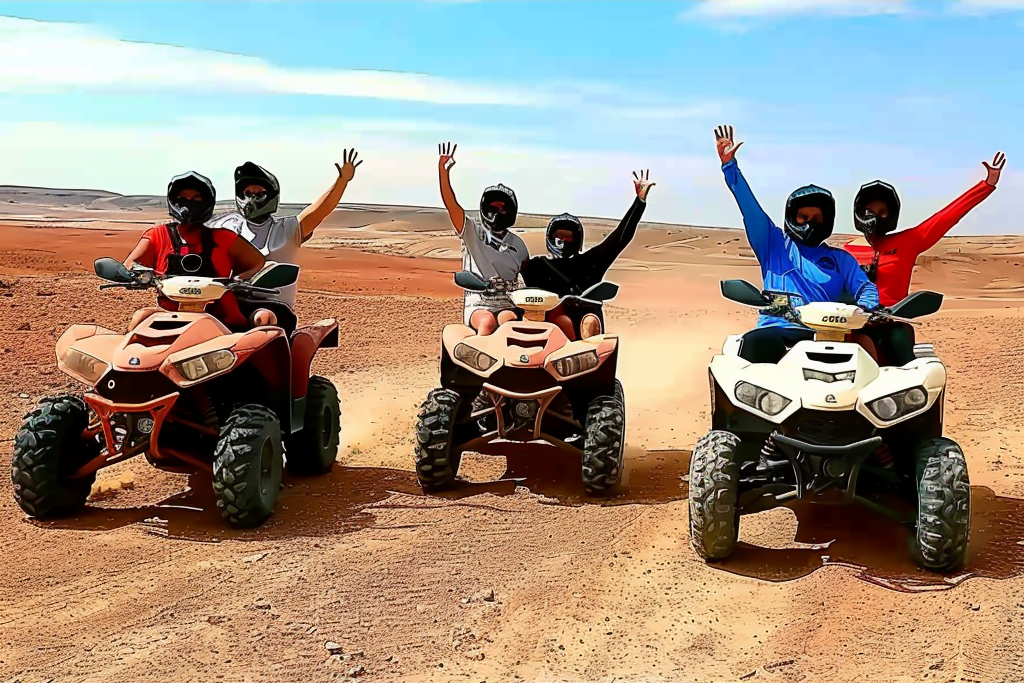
[
  {"xmin": 783, "ymin": 184, "xmax": 835, "ymax": 248},
  {"xmin": 854, "ymin": 180, "xmax": 900, "ymax": 239},
  {"xmin": 234, "ymin": 161, "xmax": 281, "ymax": 222},
  {"xmin": 545, "ymin": 213, "xmax": 584, "ymax": 258},
  {"xmin": 479, "ymin": 184, "xmax": 518, "ymax": 235},
  {"xmin": 167, "ymin": 171, "xmax": 216, "ymax": 226}
]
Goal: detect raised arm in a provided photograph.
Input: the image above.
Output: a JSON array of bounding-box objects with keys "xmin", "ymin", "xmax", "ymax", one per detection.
[
  {"xmin": 715, "ymin": 125, "xmax": 777, "ymax": 261},
  {"xmin": 898, "ymin": 152, "xmax": 1005, "ymax": 255},
  {"xmin": 586, "ymin": 169, "xmax": 654, "ymax": 268},
  {"xmin": 438, "ymin": 141, "xmax": 466, "ymax": 234},
  {"xmin": 297, "ymin": 149, "xmax": 362, "ymax": 241}
]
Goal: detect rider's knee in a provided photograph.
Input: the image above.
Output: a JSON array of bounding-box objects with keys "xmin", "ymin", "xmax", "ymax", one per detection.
[
  {"xmin": 581, "ymin": 313, "xmax": 602, "ymax": 338},
  {"xmin": 250, "ymin": 308, "xmax": 278, "ymax": 327}
]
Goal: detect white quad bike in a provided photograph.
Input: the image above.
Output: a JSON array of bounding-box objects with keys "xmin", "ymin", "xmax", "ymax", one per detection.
[{"xmin": 688, "ymin": 280, "xmax": 970, "ymax": 573}]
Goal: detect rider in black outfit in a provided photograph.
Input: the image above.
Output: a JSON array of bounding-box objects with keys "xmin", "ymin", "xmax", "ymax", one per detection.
[{"xmin": 521, "ymin": 170, "xmax": 655, "ymax": 338}]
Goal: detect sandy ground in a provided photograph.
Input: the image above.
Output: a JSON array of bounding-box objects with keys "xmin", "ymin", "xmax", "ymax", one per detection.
[{"xmin": 1, "ymin": 199, "xmax": 1024, "ymax": 683}]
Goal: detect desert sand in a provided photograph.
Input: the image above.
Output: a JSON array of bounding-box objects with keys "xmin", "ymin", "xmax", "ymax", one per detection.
[{"xmin": 1, "ymin": 189, "xmax": 1023, "ymax": 683}]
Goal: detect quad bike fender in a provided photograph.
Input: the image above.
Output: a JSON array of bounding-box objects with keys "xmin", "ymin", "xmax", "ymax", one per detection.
[
  {"xmin": 290, "ymin": 319, "xmax": 339, "ymax": 400},
  {"xmin": 56, "ymin": 324, "xmax": 121, "ymax": 385},
  {"xmin": 544, "ymin": 334, "xmax": 618, "ymax": 381},
  {"xmin": 709, "ymin": 354, "xmax": 800, "ymax": 425},
  {"xmin": 722, "ymin": 334, "xmax": 743, "ymax": 357},
  {"xmin": 441, "ymin": 323, "xmax": 504, "ymax": 378},
  {"xmin": 856, "ymin": 357, "xmax": 946, "ymax": 429}
]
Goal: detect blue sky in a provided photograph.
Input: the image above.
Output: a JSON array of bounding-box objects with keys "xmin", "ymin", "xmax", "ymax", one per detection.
[{"xmin": 0, "ymin": 0, "xmax": 1021, "ymax": 233}]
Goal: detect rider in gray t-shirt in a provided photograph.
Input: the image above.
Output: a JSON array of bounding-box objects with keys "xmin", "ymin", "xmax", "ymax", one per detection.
[
  {"xmin": 208, "ymin": 149, "xmax": 363, "ymax": 311},
  {"xmin": 437, "ymin": 142, "xmax": 529, "ymax": 335}
]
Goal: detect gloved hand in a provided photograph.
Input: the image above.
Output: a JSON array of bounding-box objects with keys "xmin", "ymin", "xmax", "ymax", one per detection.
[{"xmin": 867, "ymin": 305, "xmax": 893, "ymax": 324}]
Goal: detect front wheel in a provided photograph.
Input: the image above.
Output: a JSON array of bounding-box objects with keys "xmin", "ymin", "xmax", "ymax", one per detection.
[
  {"xmin": 285, "ymin": 376, "xmax": 341, "ymax": 476},
  {"xmin": 581, "ymin": 393, "xmax": 625, "ymax": 495},
  {"xmin": 688, "ymin": 430, "xmax": 741, "ymax": 561},
  {"xmin": 212, "ymin": 405, "xmax": 284, "ymax": 528},
  {"xmin": 415, "ymin": 388, "xmax": 462, "ymax": 491},
  {"xmin": 913, "ymin": 437, "xmax": 970, "ymax": 572},
  {"xmin": 11, "ymin": 395, "xmax": 100, "ymax": 518}
]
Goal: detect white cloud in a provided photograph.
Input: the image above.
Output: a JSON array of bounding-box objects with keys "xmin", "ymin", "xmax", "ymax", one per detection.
[
  {"xmin": 0, "ymin": 117, "xmax": 1016, "ymax": 235},
  {"xmin": 948, "ymin": 0, "xmax": 1024, "ymax": 14},
  {"xmin": 0, "ymin": 15, "xmax": 543, "ymax": 105},
  {"xmin": 680, "ymin": 0, "xmax": 909, "ymax": 20}
]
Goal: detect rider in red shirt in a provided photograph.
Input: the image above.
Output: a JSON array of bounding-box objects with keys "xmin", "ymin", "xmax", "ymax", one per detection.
[
  {"xmin": 124, "ymin": 171, "xmax": 268, "ymax": 331},
  {"xmin": 844, "ymin": 152, "xmax": 1006, "ymax": 365},
  {"xmin": 844, "ymin": 152, "xmax": 1006, "ymax": 305}
]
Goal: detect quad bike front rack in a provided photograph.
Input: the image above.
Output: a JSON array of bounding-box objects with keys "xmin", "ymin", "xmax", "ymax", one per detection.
[
  {"xmin": 76, "ymin": 392, "xmax": 180, "ymax": 477},
  {"xmin": 457, "ymin": 383, "xmax": 584, "ymax": 457}
]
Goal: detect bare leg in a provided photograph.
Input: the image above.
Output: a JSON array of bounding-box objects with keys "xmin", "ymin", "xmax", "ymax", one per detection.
[
  {"xmin": 549, "ymin": 313, "xmax": 576, "ymax": 340},
  {"xmin": 250, "ymin": 308, "xmax": 278, "ymax": 327},
  {"xmin": 470, "ymin": 309, "xmax": 499, "ymax": 336},
  {"xmin": 580, "ymin": 313, "xmax": 602, "ymax": 339}
]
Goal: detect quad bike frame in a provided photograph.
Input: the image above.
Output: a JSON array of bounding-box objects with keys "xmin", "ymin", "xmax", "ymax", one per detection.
[
  {"xmin": 689, "ymin": 280, "xmax": 971, "ymax": 573},
  {"xmin": 11, "ymin": 259, "xmax": 342, "ymax": 528},
  {"xmin": 415, "ymin": 274, "xmax": 627, "ymax": 495}
]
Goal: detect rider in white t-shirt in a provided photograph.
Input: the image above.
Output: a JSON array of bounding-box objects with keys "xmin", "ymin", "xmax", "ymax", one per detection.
[
  {"xmin": 208, "ymin": 149, "xmax": 363, "ymax": 309},
  {"xmin": 437, "ymin": 142, "xmax": 528, "ymax": 334}
]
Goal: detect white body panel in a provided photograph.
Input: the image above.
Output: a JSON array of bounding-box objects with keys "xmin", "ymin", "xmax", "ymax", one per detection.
[{"xmin": 711, "ymin": 340, "xmax": 946, "ymax": 429}]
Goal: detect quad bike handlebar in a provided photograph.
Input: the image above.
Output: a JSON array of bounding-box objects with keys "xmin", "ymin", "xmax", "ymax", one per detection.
[
  {"xmin": 452, "ymin": 270, "xmax": 618, "ymax": 307},
  {"xmin": 719, "ymin": 279, "xmax": 943, "ymax": 327},
  {"xmin": 93, "ymin": 257, "xmax": 284, "ymax": 297}
]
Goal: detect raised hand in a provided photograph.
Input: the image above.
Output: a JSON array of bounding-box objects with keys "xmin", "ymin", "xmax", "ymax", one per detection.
[
  {"xmin": 714, "ymin": 124, "xmax": 744, "ymax": 164},
  {"xmin": 983, "ymin": 151, "xmax": 1006, "ymax": 187},
  {"xmin": 633, "ymin": 169, "xmax": 656, "ymax": 201},
  {"xmin": 335, "ymin": 148, "xmax": 363, "ymax": 182},
  {"xmin": 439, "ymin": 141, "xmax": 457, "ymax": 173}
]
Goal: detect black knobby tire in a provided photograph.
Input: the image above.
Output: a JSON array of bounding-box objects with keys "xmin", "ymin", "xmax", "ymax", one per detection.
[
  {"xmin": 11, "ymin": 395, "xmax": 99, "ymax": 518},
  {"xmin": 688, "ymin": 430, "xmax": 742, "ymax": 561},
  {"xmin": 613, "ymin": 379, "xmax": 624, "ymax": 409},
  {"xmin": 285, "ymin": 376, "xmax": 341, "ymax": 476},
  {"xmin": 212, "ymin": 404, "xmax": 284, "ymax": 528},
  {"xmin": 581, "ymin": 394, "xmax": 625, "ymax": 495},
  {"xmin": 415, "ymin": 388, "xmax": 463, "ymax": 491},
  {"xmin": 913, "ymin": 437, "xmax": 970, "ymax": 572}
]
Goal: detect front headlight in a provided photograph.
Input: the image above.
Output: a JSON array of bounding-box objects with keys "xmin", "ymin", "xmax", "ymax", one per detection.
[
  {"xmin": 174, "ymin": 349, "xmax": 236, "ymax": 382},
  {"xmin": 453, "ymin": 343, "xmax": 497, "ymax": 372},
  {"xmin": 803, "ymin": 369, "xmax": 856, "ymax": 383},
  {"xmin": 868, "ymin": 385, "xmax": 929, "ymax": 421},
  {"xmin": 734, "ymin": 381, "xmax": 791, "ymax": 416},
  {"xmin": 64, "ymin": 348, "xmax": 109, "ymax": 384},
  {"xmin": 553, "ymin": 350, "xmax": 599, "ymax": 378}
]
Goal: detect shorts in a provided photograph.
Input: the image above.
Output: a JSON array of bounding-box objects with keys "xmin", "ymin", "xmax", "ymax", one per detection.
[{"xmin": 463, "ymin": 291, "xmax": 514, "ymax": 326}]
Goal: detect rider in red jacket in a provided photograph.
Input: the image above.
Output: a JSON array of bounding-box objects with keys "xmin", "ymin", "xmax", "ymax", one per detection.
[{"xmin": 843, "ymin": 152, "xmax": 1006, "ymax": 365}]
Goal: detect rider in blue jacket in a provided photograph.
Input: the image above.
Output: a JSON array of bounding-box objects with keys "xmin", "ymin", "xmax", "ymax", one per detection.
[{"xmin": 714, "ymin": 125, "xmax": 881, "ymax": 363}]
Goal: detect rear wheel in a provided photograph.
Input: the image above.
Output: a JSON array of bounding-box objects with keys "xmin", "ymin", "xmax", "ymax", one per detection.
[
  {"xmin": 688, "ymin": 430, "xmax": 741, "ymax": 561},
  {"xmin": 212, "ymin": 405, "xmax": 284, "ymax": 528},
  {"xmin": 913, "ymin": 437, "xmax": 970, "ymax": 572},
  {"xmin": 11, "ymin": 395, "xmax": 99, "ymax": 518},
  {"xmin": 581, "ymin": 393, "xmax": 625, "ymax": 495},
  {"xmin": 285, "ymin": 376, "xmax": 341, "ymax": 476},
  {"xmin": 415, "ymin": 388, "xmax": 462, "ymax": 491}
]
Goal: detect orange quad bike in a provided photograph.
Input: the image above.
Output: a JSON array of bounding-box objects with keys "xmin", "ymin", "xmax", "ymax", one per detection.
[
  {"xmin": 414, "ymin": 270, "xmax": 625, "ymax": 495},
  {"xmin": 11, "ymin": 257, "xmax": 341, "ymax": 528}
]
